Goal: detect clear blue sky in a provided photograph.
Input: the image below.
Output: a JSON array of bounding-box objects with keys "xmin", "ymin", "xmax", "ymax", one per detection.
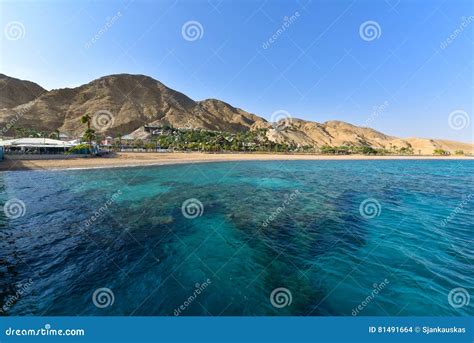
[{"xmin": 1, "ymin": 0, "xmax": 473, "ymax": 142}]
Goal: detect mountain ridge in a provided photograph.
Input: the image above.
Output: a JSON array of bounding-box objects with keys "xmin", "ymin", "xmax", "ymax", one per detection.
[
  {"xmin": 0, "ymin": 73, "xmax": 472, "ymax": 155},
  {"xmin": 0, "ymin": 74, "xmax": 46, "ymax": 109}
]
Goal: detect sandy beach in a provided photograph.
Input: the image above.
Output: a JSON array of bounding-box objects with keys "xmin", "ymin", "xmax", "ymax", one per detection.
[{"xmin": 1, "ymin": 152, "xmax": 472, "ymax": 171}]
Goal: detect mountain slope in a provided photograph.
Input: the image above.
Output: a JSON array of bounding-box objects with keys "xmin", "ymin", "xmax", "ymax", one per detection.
[
  {"xmin": 257, "ymin": 119, "xmax": 473, "ymax": 154},
  {"xmin": 255, "ymin": 119, "xmax": 398, "ymax": 148},
  {"xmin": 0, "ymin": 74, "xmax": 46, "ymax": 109},
  {"xmin": 0, "ymin": 74, "xmax": 266, "ymax": 136},
  {"xmin": 0, "ymin": 73, "xmax": 471, "ymax": 155}
]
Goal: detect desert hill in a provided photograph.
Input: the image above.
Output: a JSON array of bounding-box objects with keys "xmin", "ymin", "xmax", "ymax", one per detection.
[
  {"xmin": 0, "ymin": 74, "xmax": 265, "ymax": 136},
  {"xmin": 0, "ymin": 74, "xmax": 46, "ymax": 109},
  {"xmin": 0, "ymin": 73, "xmax": 471, "ymax": 155}
]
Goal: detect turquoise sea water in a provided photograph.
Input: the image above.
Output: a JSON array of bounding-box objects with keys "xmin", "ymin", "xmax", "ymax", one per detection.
[{"xmin": 0, "ymin": 160, "xmax": 472, "ymax": 316}]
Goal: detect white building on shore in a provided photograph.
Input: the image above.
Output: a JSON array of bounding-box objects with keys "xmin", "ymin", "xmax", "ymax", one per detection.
[{"xmin": 0, "ymin": 138, "xmax": 77, "ymax": 154}]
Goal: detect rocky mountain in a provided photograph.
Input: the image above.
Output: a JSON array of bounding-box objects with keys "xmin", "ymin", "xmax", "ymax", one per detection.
[
  {"xmin": 252, "ymin": 119, "xmax": 473, "ymax": 154},
  {"xmin": 0, "ymin": 74, "xmax": 46, "ymax": 109},
  {"xmin": 0, "ymin": 74, "xmax": 266, "ymax": 136},
  {"xmin": 0, "ymin": 73, "xmax": 472, "ymax": 155},
  {"xmin": 254, "ymin": 119, "xmax": 397, "ymax": 148}
]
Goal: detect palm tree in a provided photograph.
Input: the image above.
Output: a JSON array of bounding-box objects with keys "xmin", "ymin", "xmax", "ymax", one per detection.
[
  {"xmin": 80, "ymin": 114, "xmax": 94, "ymax": 156},
  {"xmin": 80, "ymin": 114, "xmax": 91, "ymax": 130},
  {"xmin": 49, "ymin": 130, "xmax": 60, "ymax": 140},
  {"xmin": 116, "ymin": 134, "xmax": 122, "ymax": 152},
  {"xmin": 83, "ymin": 129, "xmax": 96, "ymax": 155}
]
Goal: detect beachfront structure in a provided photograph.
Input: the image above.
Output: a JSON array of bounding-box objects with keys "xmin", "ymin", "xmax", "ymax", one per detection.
[
  {"xmin": 0, "ymin": 138, "xmax": 77, "ymax": 154},
  {"xmin": 59, "ymin": 133, "xmax": 71, "ymax": 141},
  {"xmin": 120, "ymin": 134, "xmax": 135, "ymax": 141},
  {"xmin": 101, "ymin": 136, "xmax": 114, "ymax": 146},
  {"xmin": 144, "ymin": 125, "xmax": 164, "ymax": 134}
]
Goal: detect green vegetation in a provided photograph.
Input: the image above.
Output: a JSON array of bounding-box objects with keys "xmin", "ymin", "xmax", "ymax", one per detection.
[
  {"xmin": 66, "ymin": 143, "xmax": 91, "ymax": 155},
  {"xmin": 151, "ymin": 128, "xmax": 299, "ymax": 153},
  {"xmin": 319, "ymin": 144, "xmax": 405, "ymax": 155},
  {"xmin": 49, "ymin": 130, "xmax": 60, "ymax": 140},
  {"xmin": 8, "ymin": 124, "xmax": 446, "ymax": 157},
  {"xmin": 454, "ymin": 150, "xmax": 464, "ymax": 155},
  {"xmin": 5, "ymin": 126, "xmax": 68, "ymax": 140},
  {"xmin": 398, "ymin": 146, "xmax": 414, "ymax": 155},
  {"xmin": 318, "ymin": 143, "xmax": 415, "ymax": 156},
  {"xmin": 107, "ymin": 126, "xmax": 421, "ymax": 155},
  {"xmin": 80, "ymin": 114, "xmax": 95, "ymax": 155},
  {"xmin": 433, "ymin": 149, "xmax": 449, "ymax": 155},
  {"xmin": 320, "ymin": 145, "xmax": 350, "ymax": 154},
  {"xmin": 11, "ymin": 127, "xmax": 48, "ymax": 138}
]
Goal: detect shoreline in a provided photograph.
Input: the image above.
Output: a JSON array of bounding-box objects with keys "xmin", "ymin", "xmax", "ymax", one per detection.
[{"xmin": 1, "ymin": 152, "xmax": 473, "ymax": 172}]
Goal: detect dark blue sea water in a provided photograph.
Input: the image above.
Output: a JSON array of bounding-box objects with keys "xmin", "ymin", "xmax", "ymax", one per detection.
[{"xmin": 0, "ymin": 160, "xmax": 473, "ymax": 316}]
